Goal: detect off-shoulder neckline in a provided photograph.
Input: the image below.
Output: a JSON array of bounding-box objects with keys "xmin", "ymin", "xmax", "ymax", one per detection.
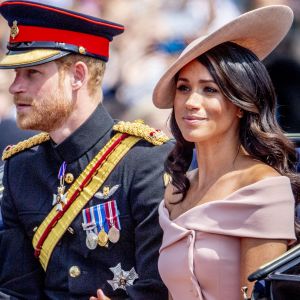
[{"xmin": 163, "ymin": 176, "xmax": 290, "ymax": 222}]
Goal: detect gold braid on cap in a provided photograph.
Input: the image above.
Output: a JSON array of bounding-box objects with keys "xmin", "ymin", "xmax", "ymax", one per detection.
[
  {"xmin": 113, "ymin": 120, "xmax": 169, "ymax": 146},
  {"xmin": 2, "ymin": 132, "xmax": 50, "ymax": 161}
]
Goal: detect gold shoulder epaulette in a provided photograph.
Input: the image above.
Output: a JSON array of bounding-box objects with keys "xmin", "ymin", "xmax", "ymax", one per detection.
[
  {"xmin": 2, "ymin": 132, "xmax": 50, "ymax": 161},
  {"xmin": 113, "ymin": 120, "xmax": 169, "ymax": 146}
]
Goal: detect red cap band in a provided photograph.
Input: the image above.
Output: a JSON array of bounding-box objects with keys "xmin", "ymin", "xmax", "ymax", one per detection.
[{"xmin": 10, "ymin": 25, "xmax": 110, "ymax": 58}]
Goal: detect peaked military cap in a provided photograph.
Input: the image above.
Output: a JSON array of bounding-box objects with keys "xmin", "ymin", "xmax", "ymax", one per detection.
[{"xmin": 0, "ymin": 0, "xmax": 124, "ymax": 69}]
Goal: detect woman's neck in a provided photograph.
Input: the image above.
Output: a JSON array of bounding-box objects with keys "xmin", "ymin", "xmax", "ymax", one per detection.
[{"xmin": 194, "ymin": 135, "xmax": 242, "ymax": 187}]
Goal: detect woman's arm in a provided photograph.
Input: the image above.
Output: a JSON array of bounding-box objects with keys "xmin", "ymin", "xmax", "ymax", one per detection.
[{"xmin": 240, "ymin": 237, "xmax": 287, "ymax": 299}]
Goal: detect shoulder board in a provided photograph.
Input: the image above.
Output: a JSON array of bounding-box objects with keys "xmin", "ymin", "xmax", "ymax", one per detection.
[
  {"xmin": 2, "ymin": 132, "xmax": 50, "ymax": 161},
  {"xmin": 113, "ymin": 120, "xmax": 169, "ymax": 146}
]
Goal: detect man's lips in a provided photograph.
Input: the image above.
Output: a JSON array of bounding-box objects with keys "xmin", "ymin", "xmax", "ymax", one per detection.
[
  {"xmin": 15, "ymin": 102, "xmax": 31, "ymax": 106},
  {"xmin": 15, "ymin": 102, "xmax": 32, "ymax": 112}
]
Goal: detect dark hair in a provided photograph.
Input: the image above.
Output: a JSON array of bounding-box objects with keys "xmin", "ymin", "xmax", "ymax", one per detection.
[{"xmin": 166, "ymin": 42, "xmax": 300, "ymax": 235}]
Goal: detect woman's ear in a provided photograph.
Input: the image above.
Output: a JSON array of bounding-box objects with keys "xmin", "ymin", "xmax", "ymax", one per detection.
[
  {"xmin": 71, "ymin": 61, "xmax": 88, "ymax": 90},
  {"xmin": 237, "ymin": 108, "xmax": 244, "ymax": 118}
]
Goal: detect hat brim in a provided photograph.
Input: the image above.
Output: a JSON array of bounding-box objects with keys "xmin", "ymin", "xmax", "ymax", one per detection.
[
  {"xmin": 153, "ymin": 5, "xmax": 293, "ymax": 109},
  {"xmin": 0, "ymin": 49, "xmax": 70, "ymax": 69}
]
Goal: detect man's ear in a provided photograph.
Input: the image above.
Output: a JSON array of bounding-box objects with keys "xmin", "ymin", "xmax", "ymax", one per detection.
[{"xmin": 71, "ymin": 61, "xmax": 88, "ymax": 90}]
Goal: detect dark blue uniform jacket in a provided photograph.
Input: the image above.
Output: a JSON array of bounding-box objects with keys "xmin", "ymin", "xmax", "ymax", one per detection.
[{"xmin": 0, "ymin": 105, "xmax": 172, "ymax": 299}]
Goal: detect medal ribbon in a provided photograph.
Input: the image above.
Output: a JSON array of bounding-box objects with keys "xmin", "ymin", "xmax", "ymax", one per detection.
[
  {"xmin": 83, "ymin": 202, "xmax": 115, "ymax": 234},
  {"xmin": 105, "ymin": 200, "xmax": 121, "ymax": 230},
  {"xmin": 58, "ymin": 161, "xmax": 67, "ymax": 180},
  {"xmin": 58, "ymin": 161, "xmax": 67, "ymax": 185},
  {"xmin": 94, "ymin": 204, "xmax": 108, "ymax": 232},
  {"xmin": 82, "ymin": 207, "xmax": 96, "ymax": 230}
]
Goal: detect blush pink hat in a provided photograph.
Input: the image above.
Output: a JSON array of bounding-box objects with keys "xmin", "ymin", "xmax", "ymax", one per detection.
[{"xmin": 153, "ymin": 5, "xmax": 294, "ymax": 109}]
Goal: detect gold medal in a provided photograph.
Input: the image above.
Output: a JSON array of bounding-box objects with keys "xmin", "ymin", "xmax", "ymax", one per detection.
[
  {"xmin": 108, "ymin": 225, "xmax": 120, "ymax": 243},
  {"xmin": 98, "ymin": 228, "xmax": 108, "ymax": 247}
]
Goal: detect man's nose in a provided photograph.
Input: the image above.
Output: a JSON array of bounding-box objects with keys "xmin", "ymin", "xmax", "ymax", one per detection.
[{"xmin": 9, "ymin": 75, "xmax": 26, "ymax": 95}]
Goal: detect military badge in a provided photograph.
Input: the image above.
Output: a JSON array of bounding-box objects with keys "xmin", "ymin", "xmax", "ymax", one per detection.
[
  {"xmin": 82, "ymin": 199, "xmax": 121, "ymax": 249},
  {"xmin": 97, "ymin": 227, "xmax": 109, "ymax": 247},
  {"xmin": 10, "ymin": 20, "xmax": 19, "ymax": 39},
  {"xmin": 52, "ymin": 186, "xmax": 67, "ymax": 211},
  {"xmin": 108, "ymin": 225, "xmax": 120, "ymax": 244},
  {"xmin": 86, "ymin": 231, "xmax": 98, "ymax": 250},
  {"xmin": 107, "ymin": 263, "xmax": 138, "ymax": 292},
  {"xmin": 53, "ymin": 162, "xmax": 67, "ymax": 211},
  {"xmin": 94, "ymin": 184, "xmax": 120, "ymax": 200},
  {"xmin": 106, "ymin": 200, "xmax": 121, "ymax": 244}
]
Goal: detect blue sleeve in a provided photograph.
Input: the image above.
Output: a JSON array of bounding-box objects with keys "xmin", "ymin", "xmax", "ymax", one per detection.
[
  {"xmin": 0, "ymin": 165, "xmax": 4, "ymax": 231},
  {"xmin": 125, "ymin": 142, "xmax": 171, "ymax": 299},
  {"xmin": 0, "ymin": 160, "xmax": 45, "ymax": 299}
]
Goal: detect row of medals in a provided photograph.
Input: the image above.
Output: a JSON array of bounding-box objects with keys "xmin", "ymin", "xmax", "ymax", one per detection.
[{"xmin": 86, "ymin": 224, "xmax": 120, "ymax": 250}]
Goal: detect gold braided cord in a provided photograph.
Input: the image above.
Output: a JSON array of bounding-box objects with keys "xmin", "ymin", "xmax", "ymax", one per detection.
[
  {"xmin": 33, "ymin": 133, "xmax": 141, "ymax": 270},
  {"xmin": 2, "ymin": 132, "xmax": 50, "ymax": 161},
  {"xmin": 113, "ymin": 120, "xmax": 169, "ymax": 146},
  {"xmin": 0, "ymin": 49, "xmax": 61, "ymax": 67}
]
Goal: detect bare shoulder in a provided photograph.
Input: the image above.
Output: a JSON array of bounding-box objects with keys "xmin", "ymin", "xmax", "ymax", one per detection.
[{"xmin": 238, "ymin": 157, "xmax": 281, "ymax": 187}]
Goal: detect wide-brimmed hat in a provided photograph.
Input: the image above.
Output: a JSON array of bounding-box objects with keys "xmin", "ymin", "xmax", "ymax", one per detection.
[
  {"xmin": 0, "ymin": 0, "xmax": 124, "ymax": 69},
  {"xmin": 153, "ymin": 5, "xmax": 293, "ymax": 109}
]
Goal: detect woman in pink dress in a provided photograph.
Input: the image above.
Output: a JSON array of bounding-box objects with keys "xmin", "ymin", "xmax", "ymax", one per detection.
[{"xmin": 152, "ymin": 5, "xmax": 300, "ymax": 300}]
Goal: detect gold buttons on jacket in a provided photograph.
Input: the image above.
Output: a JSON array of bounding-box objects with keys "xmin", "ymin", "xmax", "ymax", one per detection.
[
  {"xmin": 65, "ymin": 173, "xmax": 74, "ymax": 184},
  {"xmin": 69, "ymin": 266, "xmax": 81, "ymax": 278}
]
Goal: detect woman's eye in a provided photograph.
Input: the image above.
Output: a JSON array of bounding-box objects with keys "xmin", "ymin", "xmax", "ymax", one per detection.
[
  {"xmin": 176, "ymin": 84, "xmax": 190, "ymax": 92},
  {"xmin": 203, "ymin": 86, "xmax": 218, "ymax": 93}
]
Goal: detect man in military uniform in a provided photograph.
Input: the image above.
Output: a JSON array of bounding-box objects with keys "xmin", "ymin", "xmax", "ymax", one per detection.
[{"xmin": 0, "ymin": 1, "xmax": 172, "ymax": 299}]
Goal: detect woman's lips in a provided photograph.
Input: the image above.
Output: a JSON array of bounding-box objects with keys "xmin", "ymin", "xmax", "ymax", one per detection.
[{"xmin": 182, "ymin": 115, "xmax": 208, "ymax": 125}]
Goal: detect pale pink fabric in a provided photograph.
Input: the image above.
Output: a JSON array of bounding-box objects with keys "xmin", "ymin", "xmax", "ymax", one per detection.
[{"xmin": 158, "ymin": 176, "xmax": 296, "ymax": 300}]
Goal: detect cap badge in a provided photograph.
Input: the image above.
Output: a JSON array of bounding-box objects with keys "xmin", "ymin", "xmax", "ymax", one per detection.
[{"xmin": 10, "ymin": 21, "xmax": 19, "ymax": 40}]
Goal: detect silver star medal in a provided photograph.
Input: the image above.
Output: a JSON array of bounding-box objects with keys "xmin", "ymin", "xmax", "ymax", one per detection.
[
  {"xmin": 107, "ymin": 263, "xmax": 138, "ymax": 291},
  {"xmin": 52, "ymin": 186, "xmax": 67, "ymax": 211}
]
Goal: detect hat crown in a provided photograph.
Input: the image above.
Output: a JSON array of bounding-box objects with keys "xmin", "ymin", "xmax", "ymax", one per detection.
[
  {"xmin": 0, "ymin": 0, "xmax": 125, "ymax": 68},
  {"xmin": 153, "ymin": 5, "xmax": 294, "ymax": 109}
]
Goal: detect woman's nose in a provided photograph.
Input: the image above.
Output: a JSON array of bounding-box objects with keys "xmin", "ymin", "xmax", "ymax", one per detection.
[{"xmin": 185, "ymin": 92, "xmax": 202, "ymax": 109}]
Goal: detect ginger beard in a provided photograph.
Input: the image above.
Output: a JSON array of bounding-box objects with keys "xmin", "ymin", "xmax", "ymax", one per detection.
[{"xmin": 14, "ymin": 80, "xmax": 74, "ymax": 132}]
